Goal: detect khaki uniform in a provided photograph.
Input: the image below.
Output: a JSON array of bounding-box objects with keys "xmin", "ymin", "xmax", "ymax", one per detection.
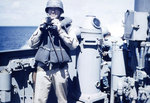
[
  {"xmin": 28, "ymin": 20, "xmax": 80, "ymax": 103},
  {"xmin": 34, "ymin": 64, "xmax": 69, "ymax": 103}
]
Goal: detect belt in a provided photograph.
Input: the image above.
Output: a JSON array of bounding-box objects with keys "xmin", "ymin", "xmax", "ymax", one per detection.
[
  {"xmin": 37, "ymin": 61, "xmax": 67, "ymax": 69},
  {"xmin": 37, "ymin": 61, "xmax": 49, "ymax": 70},
  {"xmin": 52, "ymin": 62, "xmax": 67, "ymax": 69}
]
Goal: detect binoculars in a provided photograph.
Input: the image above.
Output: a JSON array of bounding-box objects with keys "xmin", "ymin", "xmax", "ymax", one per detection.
[{"xmin": 40, "ymin": 17, "xmax": 57, "ymax": 31}]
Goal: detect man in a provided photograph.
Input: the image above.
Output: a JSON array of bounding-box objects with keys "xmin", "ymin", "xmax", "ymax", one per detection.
[
  {"xmin": 102, "ymin": 31, "xmax": 112, "ymax": 61},
  {"xmin": 28, "ymin": 0, "xmax": 79, "ymax": 103}
]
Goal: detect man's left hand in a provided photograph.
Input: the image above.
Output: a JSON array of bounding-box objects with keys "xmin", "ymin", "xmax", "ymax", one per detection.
[{"xmin": 51, "ymin": 19, "xmax": 61, "ymax": 32}]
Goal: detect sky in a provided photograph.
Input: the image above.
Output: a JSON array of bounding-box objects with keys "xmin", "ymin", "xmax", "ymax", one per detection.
[{"xmin": 0, "ymin": 0, "xmax": 134, "ymax": 37}]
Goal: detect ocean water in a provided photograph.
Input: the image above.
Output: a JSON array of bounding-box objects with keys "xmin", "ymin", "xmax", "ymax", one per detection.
[{"xmin": 0, "ymin": 26, "xmax": 37, "ymax": 51}]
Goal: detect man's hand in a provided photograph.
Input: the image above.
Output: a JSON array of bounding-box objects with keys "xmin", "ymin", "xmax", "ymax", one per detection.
[
  {"xmin": 51, "ymin": 19, "xmax": 61, "ymax": 32},
  {"xmin": 102, "ymin": 51, "xmax": 108, "ymax": 56}
]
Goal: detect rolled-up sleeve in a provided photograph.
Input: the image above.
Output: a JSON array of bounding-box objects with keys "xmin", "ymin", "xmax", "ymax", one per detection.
[{"xmin": 28, "ymin": 27, "xmax": 42, "ymax": 48}]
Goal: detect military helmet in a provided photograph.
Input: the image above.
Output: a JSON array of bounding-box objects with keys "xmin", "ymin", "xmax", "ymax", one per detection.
[{"xmin": 45, "ymin": 0, "xmax": 64, "ymax": 13}]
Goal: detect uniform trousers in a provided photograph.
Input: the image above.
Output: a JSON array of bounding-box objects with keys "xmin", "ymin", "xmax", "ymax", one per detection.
[{"xmin": 33, "ymin": 63, "xmax": 69, "ymax": 103}]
